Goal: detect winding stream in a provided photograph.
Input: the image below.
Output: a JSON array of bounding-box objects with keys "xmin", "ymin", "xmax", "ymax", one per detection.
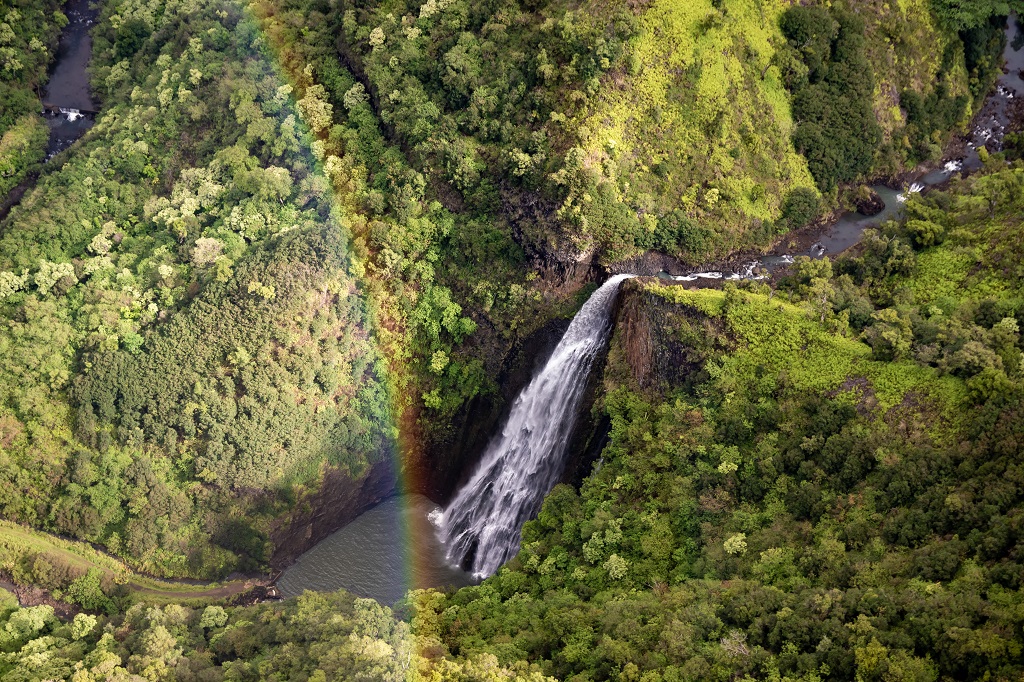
[
  {"xmin": 0, "ymin": 0, "xmax": 97, "ymax": 221},
  {"xmin": 43, "ymin": 0, "xmax": 97, "ymax": 158}
]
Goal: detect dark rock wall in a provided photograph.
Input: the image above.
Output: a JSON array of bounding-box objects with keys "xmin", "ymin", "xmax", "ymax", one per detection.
[
  {"xmin": 269, "ymin": 458, "xmax": 396, "ymax": 570},
  {"xmin": 413, "ymin": 316, "xmax": 571, "ymax": 504},
  {"xmin": 606, "ymin": 279, "xmax": 730, "ymax": 396}
]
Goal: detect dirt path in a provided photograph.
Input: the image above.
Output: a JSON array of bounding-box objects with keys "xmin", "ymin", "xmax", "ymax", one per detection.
[{"xmin": 0, "ymin": 521, "xmax": 273, "ymax": 606}]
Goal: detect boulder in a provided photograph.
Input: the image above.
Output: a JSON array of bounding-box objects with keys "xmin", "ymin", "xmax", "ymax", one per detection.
[{"xmin": 854, "ymin": 186, "xmax": 885, "ymax": 216}]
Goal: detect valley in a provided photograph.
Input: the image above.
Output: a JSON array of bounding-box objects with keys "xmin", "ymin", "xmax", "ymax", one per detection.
[{"xmin": 0, "ymin": 0, "xmax": 1023, "ymax": 679}]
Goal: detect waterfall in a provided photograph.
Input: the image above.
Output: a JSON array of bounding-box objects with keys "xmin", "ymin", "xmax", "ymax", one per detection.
[{"xmin": 437, "ymin": 274, "xmax": 633, "ymax": 578}]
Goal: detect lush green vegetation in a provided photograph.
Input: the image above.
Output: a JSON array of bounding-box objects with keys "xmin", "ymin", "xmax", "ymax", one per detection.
[
  {"xmin": 412, "ymin": 164, "xmax": 1024, "ymax": 681},
  {"xmin": 0, "ymin": 0, "xmax": 66, "ymax": 194},
  {"xmin": 0, "ymin": 587, "xmax": 559, "ymax": 681},
  {"xmin": 3, "ymin": 0, "xmax": 1024, "ymax": 679},
  {"xmin": 0, "ymin": 0, "xmax": 553, "ymax": 580},
  {"xmin": 3, "ymin": 159, "xmax": 1023, "ymax": 682},
  {"xmin": 335, "ymin": 0, "xmax": 819, "ymax": 260},
  {"xmin": 0, "ymin": 0, "xmax": 406, "ymax": 578},
  {"xmin": 331, "ymin": 0, "xmax": 1014, "ymax": 262}
]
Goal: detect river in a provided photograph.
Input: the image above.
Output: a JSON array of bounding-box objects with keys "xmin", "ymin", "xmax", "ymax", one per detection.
[
  {"xmin": 659, "ymin": 14, "xmax": 1024, "ymax": 282},
  {"xmin": 43, "ymin": 0, "xmax": 97, "ymax": 158}
]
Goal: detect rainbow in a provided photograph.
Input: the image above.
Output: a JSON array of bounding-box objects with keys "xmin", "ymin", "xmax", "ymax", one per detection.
[{"xmin": 234, "ymin": 0, "xmax": 467, "ymax": 604}]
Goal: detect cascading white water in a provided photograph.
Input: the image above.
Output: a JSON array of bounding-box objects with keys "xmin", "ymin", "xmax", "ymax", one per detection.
[{"xmin": 437, "ymin": 274, "xmax": 633, "ymax": 578}]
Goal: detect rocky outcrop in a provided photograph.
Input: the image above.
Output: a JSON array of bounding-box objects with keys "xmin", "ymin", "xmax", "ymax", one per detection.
[
  {"xmin": 854, "ymin": 186, "xmax": 885, "ymax": 216},
  {"xmin": 269, "ymin": 458, "xmax": 396, "ymax": 570},
  {"xmin": 500, "ymin": 185, "xmax": 600, "ymax": 290},
  {"xmin": 606, "ymin": 279, "xmax": 730, "ymax": 394}
]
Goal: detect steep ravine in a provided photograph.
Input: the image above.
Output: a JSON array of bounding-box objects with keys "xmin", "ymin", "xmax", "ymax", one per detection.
[
  {"xmin": 271, "ymin": 13, "xmax": 1024, "ymax": 590},
  {"xmin": 0, "ymin": 0, "xmax": 98, "ymax": 223},
  {"xmin": 270, "ymin": 315, "xmax": 582, "ymax": 570}
]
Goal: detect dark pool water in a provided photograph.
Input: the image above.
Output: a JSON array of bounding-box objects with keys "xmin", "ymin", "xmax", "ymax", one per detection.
[{"xmin": 276, "ymin": 495, "xmax": 475, "ymax": 604}]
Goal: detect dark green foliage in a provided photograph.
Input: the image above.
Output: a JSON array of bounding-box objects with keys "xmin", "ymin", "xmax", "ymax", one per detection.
[
  {"xmin": 900, "ymin": 44, "xmax": 970, "ymax": 164},
  {"xmin": 71, "ymin": 224, "xmax": 389, "ymax": 493},
  {"xmin": 780, "ymin": 7, "xmax": 882, "ymax": 192},
  {"xmin": 418, "ymin": 166, "xmax": 1024, "ymax": 681},
  {"xmin": 930, "ymin": 0, "xmax": 1022, "ymax": 30},
  {"xmin": 779, "ymin": 187, "xmax": 820, "ymax": 231},
  {"xmin": 961, "ymin": 15, "xmax": 1011, "ymax": 105},
  {"xmin": 113, "ymin": 17, "xmax": 149, "ymax": 60}
]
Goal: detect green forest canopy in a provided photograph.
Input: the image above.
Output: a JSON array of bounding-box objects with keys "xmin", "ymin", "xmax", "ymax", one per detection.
[{"xmin": 0, "ymin": 0, "xmax": 1023, "ymax": 679}]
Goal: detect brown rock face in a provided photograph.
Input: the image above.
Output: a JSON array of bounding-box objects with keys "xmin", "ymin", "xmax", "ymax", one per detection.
[
  {"xmin": 606, "ymin": 279, "xmax": 731, "ymax": 395},
  {"xmin": 615, "ymin": 281, "xmax": 657, "ymax": 388},
  {"xmin": 501, "ymin": 186, "xmax": 599, "ymax": 290}
]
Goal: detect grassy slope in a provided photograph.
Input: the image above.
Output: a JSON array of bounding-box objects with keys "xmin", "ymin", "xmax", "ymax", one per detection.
[
  {"xmin": 577, "ymin": 0, "xmax": 969, "ymax": 255},
  {"xmin": 648, "ymin": 284, "xmax": 966, "ymax": 414},
  {"xmin": 577, "ymin": 0, "xmax": 816, "ymax": 255},
  {"xmin": 0, "ymin": 521, "xmax": 250, "ymax": 604}
]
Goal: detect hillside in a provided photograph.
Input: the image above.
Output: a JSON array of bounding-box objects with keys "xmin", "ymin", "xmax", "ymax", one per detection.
[
  {"xmin": 333, "ymin": 0, "xmax": 1001, "ymax": 267},
  {"xmin": 1, "ymin": 152, "xmax": 1023, "ymax": 682},
  {"xmin": 1, "ymin": 0, "xmax": 1024, "ymax": 679},
  {"xmin": 422, "ymin": 164, "xmax": 1024, "ymax": 680}
]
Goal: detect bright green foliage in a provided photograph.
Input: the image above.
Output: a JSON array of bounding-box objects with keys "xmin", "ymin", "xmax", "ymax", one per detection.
[
  {"xmin": 930, "ymin": 0, "xmax": 1023, "ymax": 30},
  {"xmin": 0, "ymin": 114, "xmax": 48, "ymax": 197},
  {"xmin": 0, "ymin": 591, "xmax": 555, "ymax": 681}
]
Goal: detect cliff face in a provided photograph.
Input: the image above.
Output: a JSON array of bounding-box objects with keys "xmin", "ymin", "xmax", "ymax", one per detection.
[
  {"xmin": 604, "ymin": 278, "xmax": 731, "ymax": 396},
  {"xmin": 412, "ymin": 317, "xmax": 571, "ymax": 503}
]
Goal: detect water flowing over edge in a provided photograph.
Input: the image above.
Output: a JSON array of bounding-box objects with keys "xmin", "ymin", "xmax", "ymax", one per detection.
[{"xmin": 436, "ymin": 274, "xmax": 634, "ymax": 578}]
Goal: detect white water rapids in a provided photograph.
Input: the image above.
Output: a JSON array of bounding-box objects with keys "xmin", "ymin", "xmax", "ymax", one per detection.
[{"xmin": 436, "ymin": 274, "xmax": 634, "ymax": 578}]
